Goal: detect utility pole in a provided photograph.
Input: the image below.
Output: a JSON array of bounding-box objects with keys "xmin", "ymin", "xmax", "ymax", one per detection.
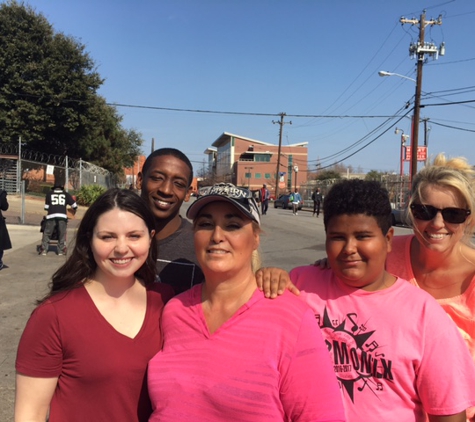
[
  {"xmin": 400, "ymin": 10, "xmax": 443, "ymax": 183},
  {"xmin": 17, "ymin": 136, "xmax": 21, "ymax": 193},
  {"xmin": 395, "ymin": 128, "xmax": 409, "ymax": 208},
  {"xmin": 272, "ymin": 113, "xmax": 291, "ymax": 199},
  {"xmin": 422, "ymin": 118, "xmax": 431, "ymax": 165}
]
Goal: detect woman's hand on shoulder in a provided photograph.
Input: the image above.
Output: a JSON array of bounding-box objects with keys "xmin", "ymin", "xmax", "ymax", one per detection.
[{"xmin": 255, "ymin": 267, "xmax": 300, "ymax": 298}]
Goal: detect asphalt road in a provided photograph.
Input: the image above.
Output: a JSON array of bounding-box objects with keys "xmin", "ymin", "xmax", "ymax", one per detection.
[{"xmin": 0, "ymin": 196, "xmax": 412, "ymax": 421}]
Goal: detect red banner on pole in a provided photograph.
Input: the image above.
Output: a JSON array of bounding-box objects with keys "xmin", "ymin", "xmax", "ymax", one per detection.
[{"xmin": 405, "ymin": 146, "xmax": 427, "ymax": 161}]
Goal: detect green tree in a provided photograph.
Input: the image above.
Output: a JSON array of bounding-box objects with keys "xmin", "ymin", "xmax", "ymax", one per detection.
[
  {"xmin": 316, "ymin": 170, "xmax": 341, "ymax": 181},
  {"xmin": 365, "ymin": 170, "xmax": 384, "ymax": 181},
  {"xmin": 81, "ymin": 97, "xmax": 142, "ymax": 174},
  {"xmin": 0, "ymin": 1, "xmax": 143, "ymax": 176}
]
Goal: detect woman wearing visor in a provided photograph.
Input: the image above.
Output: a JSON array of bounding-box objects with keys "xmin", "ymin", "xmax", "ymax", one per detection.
[
  {"xmin": 387, "ymin": 154, "xmax": 475, "ymax": 421},
  {"xmin": 147, "ymin": 183, "xmax": 344, "ymax": 422}
]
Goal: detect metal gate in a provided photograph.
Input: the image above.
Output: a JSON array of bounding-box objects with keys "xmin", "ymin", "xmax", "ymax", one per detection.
[{"xmin": 0, "ymin": 158, "xmax": 18, "ymax": 193}]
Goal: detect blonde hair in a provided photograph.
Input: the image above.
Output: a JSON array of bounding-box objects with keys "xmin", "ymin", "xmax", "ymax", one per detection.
[{"xmin": 409, "ymin": 153, "xmax": 475, "ymax": 243}]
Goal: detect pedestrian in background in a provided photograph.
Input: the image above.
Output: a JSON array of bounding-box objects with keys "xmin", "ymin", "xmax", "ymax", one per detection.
[
  {"xmin": 312, "ymin": 187, "xmax": 323, "ymax": 217},
  {"xmin": 0, "ymin": 189, "xmax": 12, "ymax": 270},
  {"xmin": 291, "ymin": 188, "xmax": 302, "ymax": 215},
  {"xmin": 260, "ymin": 183, "xmax": 270, "ymax": 215},
  {"xmin": 39, "ymin": 185, "xmax": 77, "ymax": 256}
]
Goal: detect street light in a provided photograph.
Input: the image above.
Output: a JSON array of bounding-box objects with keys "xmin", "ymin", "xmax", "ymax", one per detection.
[
  {"xmin": 293, "ymin": 165, "xmax": 298, "ymax": 192},
  {"xmin": 378, "ymin": 70, "xmax": 420, "ymax": 183},
  {"xmin": 378, "ymin": 70, "xmax": 416, "ymax": 83},
  {"xmin": 394, "ymin": 128, "xmax": 409, "ymax": 177}
]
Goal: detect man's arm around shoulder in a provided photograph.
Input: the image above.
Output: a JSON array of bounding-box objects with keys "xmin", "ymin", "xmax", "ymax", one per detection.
[{"xmin": 428, "ymin": 412, "xmax": 466, "ymax": 422}]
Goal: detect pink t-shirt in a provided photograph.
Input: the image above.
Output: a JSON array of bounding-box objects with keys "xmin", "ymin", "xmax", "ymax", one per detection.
[
  {"xmin": 388, "ymin": 234, "xmax": 475, "ymax": 362},
  {"xmin": 290, "ymin": 265, "xmax": 475, "ymax": 422},
  {"xmin": 16, "ymin": 284, "xmax": 173, "ymax": 422},
  {"xmin": 148, "ymin": 286, "xmax": 345, "ymax": 422},
  {"xmin": 388, "ymin": 234, "xmax": 475, "ymax": 420}
]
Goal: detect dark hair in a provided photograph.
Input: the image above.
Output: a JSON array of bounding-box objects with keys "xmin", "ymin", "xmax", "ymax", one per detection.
[
  {"xmin": 39, "ymin": 188, "xmax": 157, "ymax": 303},
  {"xmin": 323, "ymin": 179, "xmax": 392, "ymax": 234},
  {"xmin": 141, "ymin": 148, "xmax": 194, "ymax": 187}
]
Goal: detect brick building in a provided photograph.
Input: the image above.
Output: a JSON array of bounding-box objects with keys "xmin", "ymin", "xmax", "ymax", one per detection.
[
  {"xmin": 124, "ymin": 155, "xmax": 146, "ymax": 189},
  {"xmin": 204, "ymin": 132, "xmax": 307, "ymax": 197}
]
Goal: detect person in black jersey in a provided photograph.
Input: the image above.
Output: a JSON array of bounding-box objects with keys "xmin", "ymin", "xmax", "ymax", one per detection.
[{"xmin": 39, "ymin": 185, "xmax": 78, "ymax": 256}]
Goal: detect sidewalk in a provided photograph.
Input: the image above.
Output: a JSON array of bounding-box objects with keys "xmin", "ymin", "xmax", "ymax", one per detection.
[{"xmin": 0, "ymin": 195, "xmax": 86, "ymax": 421}]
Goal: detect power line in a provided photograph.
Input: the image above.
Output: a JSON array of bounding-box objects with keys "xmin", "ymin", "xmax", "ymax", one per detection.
[
  {"xmin": 424, "ymin": 85, "xmax": 475, "ymax": 95},
  {"xmin": 8, "ymin": 91, "xmax": 414, "ymax": 119},
  {"xmin": 110, "ymin": 102, "xmax": 402, "ymax": 119},
  {"xmin": 428, "ymin": 57, "xmax": 475, "ymax": 66},
  {"xmin": 307, "ymin": 107, "xmax": 412, "ymax": 165},
  {"xmin": 423, "ymin": 99, "xmax": 475, "ymax": 107},
  {"xmin": 429, "ymin": 120, "xmax": 475, "ymax": 133}
]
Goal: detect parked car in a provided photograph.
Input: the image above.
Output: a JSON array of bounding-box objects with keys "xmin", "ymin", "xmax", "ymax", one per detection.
[
  {"xmin": 274, "ymin": 194, "xmax": 303, "ymax": 210},
  {"xmin": 391, "ymin": 207, "xmax": 409, "ymax": 227}
]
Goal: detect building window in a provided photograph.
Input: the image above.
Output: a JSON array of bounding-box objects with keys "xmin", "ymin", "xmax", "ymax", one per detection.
[
  {"xmin": 255, "ymin": 173, "xmax": 262, "ymax": 179},
  {"xmin": 265, "ymin": 173, "xmax": 271, "ymax": 179},
  {"xmin": 217, "ymin": 142, "xmax": 231, "ymax": 179},
  {"xmin": 255, "ymin": 154, "xmax": 271, "ymax": 162},
  {"xmin": 245, "ymin": 172, "xmax": 252, "ymax": 179}
]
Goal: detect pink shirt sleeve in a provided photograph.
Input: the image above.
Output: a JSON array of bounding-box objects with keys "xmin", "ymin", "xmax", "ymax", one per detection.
[{"xmin": 280, "ymin": 307, "xmax": 345, "ymax": 422}]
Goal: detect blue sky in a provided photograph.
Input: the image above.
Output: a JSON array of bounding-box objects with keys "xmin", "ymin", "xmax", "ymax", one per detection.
[{"xmin": 9, "ymin": 0, "xmax": 475, "ymax": 175}]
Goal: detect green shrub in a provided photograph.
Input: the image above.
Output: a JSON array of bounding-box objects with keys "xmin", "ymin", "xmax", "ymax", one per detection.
[
  {"xmin": 76, "ymin": 185, "xmax": 107, "ymax": 206},
  {"xmin": 25, "ymin": 180, "xmax": 52, "ymax": 195}
]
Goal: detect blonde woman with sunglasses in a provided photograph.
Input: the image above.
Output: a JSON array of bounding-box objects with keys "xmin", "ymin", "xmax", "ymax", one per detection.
[{"xmin": 387, "ymin": 153, "xmax": 475, "ymax": 421}]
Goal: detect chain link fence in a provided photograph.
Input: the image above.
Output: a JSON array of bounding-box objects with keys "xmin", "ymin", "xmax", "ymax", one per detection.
[
  {"xmin": 0, "ymin": 143, "xmax": 115, "ymax": 196},
  {"xmin": 299, "ymin": 176, "xmax": 411, "ymax": 210}
]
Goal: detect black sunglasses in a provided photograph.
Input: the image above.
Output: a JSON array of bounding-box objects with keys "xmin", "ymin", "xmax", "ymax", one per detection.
[{"xmin": 410, "ymin": 203, "xmax": 471, "ymax": 224}]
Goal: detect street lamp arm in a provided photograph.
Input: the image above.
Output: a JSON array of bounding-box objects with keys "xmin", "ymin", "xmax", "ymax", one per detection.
[{"xmin": 378, "ymin": 70, "xmax": 416, "ymax": 83}]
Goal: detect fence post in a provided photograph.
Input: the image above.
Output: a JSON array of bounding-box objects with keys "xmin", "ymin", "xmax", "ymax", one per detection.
[
  {"xmin": 17, "ymin": 136, "xmax": 22, "ymax": 193},
  {"xmin": 20, "ymin": 180, "xmax": 25, "ymax": 224},
  {"xmin": 65, "ymin": 155, "xmax": 69, "ymax": 192}
]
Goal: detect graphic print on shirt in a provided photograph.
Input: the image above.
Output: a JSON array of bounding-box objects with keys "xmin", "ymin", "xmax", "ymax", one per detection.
[{"xmin": 317, "ymin": 307, "xmax": 394, "ymax": 403}]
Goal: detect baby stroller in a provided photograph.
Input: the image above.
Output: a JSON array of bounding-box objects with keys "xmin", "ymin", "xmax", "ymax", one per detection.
[{"xmin": 36, "ymin": 217, "xmax": 60, "ymax": 254}]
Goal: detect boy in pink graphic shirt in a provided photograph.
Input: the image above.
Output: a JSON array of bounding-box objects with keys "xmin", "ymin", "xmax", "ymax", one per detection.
[{"xmin": 290, "ymin": 179, "xmax": 475, "ymax": 422}]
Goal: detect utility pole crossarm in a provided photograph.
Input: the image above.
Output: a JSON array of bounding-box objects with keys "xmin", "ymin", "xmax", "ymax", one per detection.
[{"xmin": 400, "ymin": 15, "xmax": 442, "ymax": 27}]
